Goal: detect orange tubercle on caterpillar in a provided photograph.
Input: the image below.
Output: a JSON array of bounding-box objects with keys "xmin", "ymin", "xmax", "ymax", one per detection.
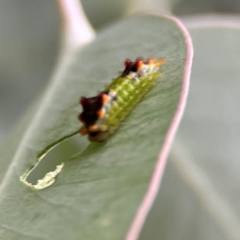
[
  {"xmin": 153, "ymin": 58, "xmax": 166, "ymax": 67},
  {"xmin": 136, "ymin": 58, "xmax": 144, "ymax": 71},
  {"xmin": 88, "ymin": 125, "xmax": 99, "ymax": 132},
  {"xmin": 101, "ymin": 93, "xmax": 110, "ymax": 104},
  {"xmin": 97, "ymin": 109, "xmax": 106, "ymax": 119},
  {"xmin": 80, "ymin": 126, "xmax": 88, "ymax": 135}
]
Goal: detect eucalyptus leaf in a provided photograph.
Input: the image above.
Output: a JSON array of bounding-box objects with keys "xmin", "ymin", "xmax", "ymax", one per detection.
[
  {"xmin": 140, "ymin": 18, "xmax": 240, "ymax": 240},
  {"xmin": 0, "ymin": 15, "xmax": 191, "ymax": 240}
]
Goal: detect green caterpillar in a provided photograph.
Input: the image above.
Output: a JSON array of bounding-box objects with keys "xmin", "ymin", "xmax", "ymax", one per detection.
[{"xmin": 78, "ymin": 57, "xmax": 166, "ymax": 142}]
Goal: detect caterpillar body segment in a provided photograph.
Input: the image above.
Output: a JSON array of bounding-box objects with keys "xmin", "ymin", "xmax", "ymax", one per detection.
[{"xmin": 79, "ymin": 58, "xmax": 166, "ymax": 142}]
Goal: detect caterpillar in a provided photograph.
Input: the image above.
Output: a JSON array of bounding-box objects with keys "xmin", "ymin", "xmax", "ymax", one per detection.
[{"xmin": 78, "ymin": 57, "xmax": 166, "ymax": 142}]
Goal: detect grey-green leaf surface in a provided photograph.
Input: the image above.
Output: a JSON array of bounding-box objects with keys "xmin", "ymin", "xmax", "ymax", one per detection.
[
  {"xmin": 0, "ymin": 15, "xmax": 191, "ymax": 240},
  {"xmin": 140, "ymin": 17, "xmax": 240, "ymax": 240}
]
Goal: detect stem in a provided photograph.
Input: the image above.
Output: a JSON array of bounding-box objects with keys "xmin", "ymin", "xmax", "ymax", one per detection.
[{"xmin": 57, "ymin": 0, "xmax": 95, "ymax": 48}]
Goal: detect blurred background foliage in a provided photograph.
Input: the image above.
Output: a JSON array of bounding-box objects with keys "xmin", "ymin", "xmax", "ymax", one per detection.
[{"xmin": 0, "ymin": 0, "xmax": 59, "ymax": 141}]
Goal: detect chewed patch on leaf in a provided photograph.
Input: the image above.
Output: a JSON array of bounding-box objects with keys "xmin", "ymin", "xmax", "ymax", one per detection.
[
  {"xmin": 79, "ymin": 57, "xmax": 166, "ymax": 142},
  {"xmin": 20, "ymin": 163, "xmax": 64, "ymax": 190},
  {"xmin": 20, "ymin": 133, "xmax": 87, "ymax": 190}
]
